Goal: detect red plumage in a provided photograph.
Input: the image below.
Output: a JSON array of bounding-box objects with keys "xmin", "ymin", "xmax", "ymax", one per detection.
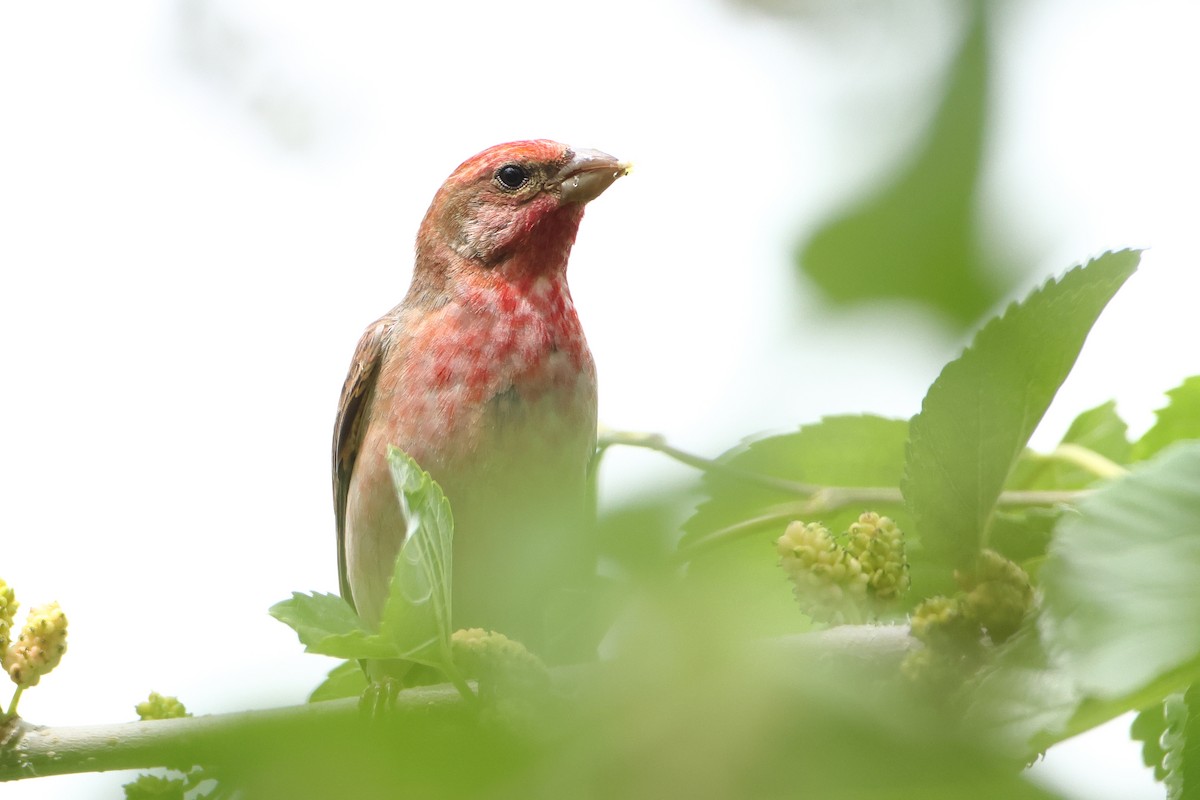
[{"xmin": 333, "ymin": 140, "xmax": 627, "ymax": 660}]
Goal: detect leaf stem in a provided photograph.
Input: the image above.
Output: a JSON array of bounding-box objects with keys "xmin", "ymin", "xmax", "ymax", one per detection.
[
  {"xmin": 1047, "ymin": 443, "xmax": 1128, "ymax": 479},
  {"xmin": 597, "ymin": 429, "xmax": 821, "ymax": 495},
  {"xmin": 596, "ymin": 430, "xmax": 1092, "ymax": 559},
  {"xmin": 3, "ymin": 688, "xmax": 21, "ymax": 721},
  {"xmin": 440, "ymin": 651, "xmax": 480, "ymax": 710}
]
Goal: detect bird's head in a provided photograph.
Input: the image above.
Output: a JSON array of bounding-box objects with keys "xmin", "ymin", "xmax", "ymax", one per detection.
[{"xmin": 415, "ymin": 140, "xmax": 629, "ymax": 281}]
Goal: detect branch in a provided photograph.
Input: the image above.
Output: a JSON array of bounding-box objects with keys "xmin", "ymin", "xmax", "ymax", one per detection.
[
  {"xmin": 599, "ymin": 429, "xmax": 1090, "ymax": 559},
  {"xmin": 0, "ymin": 626, "xmax": 913, "ymax": 783},
  {"xmin": 0, "ymin": 683, "xmax": 467, "ymax": 782}
]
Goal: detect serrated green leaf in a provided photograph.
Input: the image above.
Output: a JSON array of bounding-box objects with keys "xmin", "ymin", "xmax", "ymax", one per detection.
[
  {"xmin": 1132, "ymin": 700, "xmax": 1170, "ymax": 782},
  {"xmin": 268, "ymin": 592, "xmax": 397, "ymax": 659},
  {"xmin": 796, "ymin": 3, "xmax": 1020, "ymax": 326},
  {"xmin": 902, "ymin": 250, "xmax": 1139, "ymax": 582},
  {"xmin": 1135, "ymin": 376, "xmax": 1200, "ymax": 461},
  {"xmin": 1041, "ymin": 441, "xmax": 1200, "ymax": 699},
  {"xmin": 378, "ymin": 446, "xmax": 455, "ymax": 670},
  {"xmin": 1162, "ymin": 685, "xmax": 1200, "ymax": 800},
  {"xmin": 308, "ymin": 660, "xmax": 368, "ymax": 703}
]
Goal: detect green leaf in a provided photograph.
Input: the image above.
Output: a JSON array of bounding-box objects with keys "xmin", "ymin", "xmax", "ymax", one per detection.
[
  {"xmin": 1008, "ymin": 401, "xmax": 1131, "ymax": 491},
  {"xmin": 1135, "ymin": 376, "xmax": 1200, "ymax": 461},
  {"xmin": 987, "ymin": 507, "xmax": 1061, "ymax": 568},
  {"xmin": 1041, "ymin": 441, "xmax": 1200, "ymax": 700},
  {"xmin": 308, "ymin": 660, "xmax": 368, "ymax": 703},
  {"xmin": 1162, "ymin": 685, "xmax": 1200, "ymax": 800},
  {"xmin": 683, "ymin": 414, "xmax": 911, "ymax": 546},
  {"xmin": 679, "ymin": 415, "xmax": 911, "ymax": 636},
  {"xmin": 268, "ymin": 592, "xmax": 397, "ymax": 660},
  {"xmin": 969, "ymin": 616, "xmax": 1200, "ymax": 757},
  {"xmin": 1061, "ymin": 400, "xmax": 1133, "ymax": 463},
  {"xmin": 796, "ymin": 3, "xmax": 1017, "ymax": 326},
  {"xmin": 378, "ymin": 446, "xmax": 455, "ymax": 670},
  {"xmin": 966, "ymin": 623, "xmax": 1082, "ymax": 756},
  {"xmin": 902, "ymin": 250, "xmax": 1139, "ymax": 582},
  {"xmin": 1132, "ymin": 700, "xmax": 1170, "ymax": 782}
]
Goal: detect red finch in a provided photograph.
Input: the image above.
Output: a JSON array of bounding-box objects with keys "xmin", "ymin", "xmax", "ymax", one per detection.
[{"xmin": 333, "ymin": 140, "xmax": 628, "ymax": 661}]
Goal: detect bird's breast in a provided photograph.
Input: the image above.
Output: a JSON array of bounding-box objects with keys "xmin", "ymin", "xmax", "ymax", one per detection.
[{"xmin": 380, "ymin": 276, "xmax": 597, "ymax": 473}]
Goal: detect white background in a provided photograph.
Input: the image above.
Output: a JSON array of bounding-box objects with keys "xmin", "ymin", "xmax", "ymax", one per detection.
[{"xmin": 2, "ymin": 1, "xmax": 1197, "ymax": 797}]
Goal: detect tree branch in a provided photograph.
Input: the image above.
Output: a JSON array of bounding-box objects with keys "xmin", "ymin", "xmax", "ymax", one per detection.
[
  {"xmin": 0, "ymin": 683, "xmax": 467, "ymax": 782},
  {"xmin": 1, "ymin": 626, "xmax": 914, "ymax": 783}
]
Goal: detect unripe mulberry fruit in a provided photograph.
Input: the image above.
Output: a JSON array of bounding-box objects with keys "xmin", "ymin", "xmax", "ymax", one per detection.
[
  {"xmin": 777, "ymin": 521, "xmax": 869, "ymax": 625},
  {"xmin": 5, "ymin": 601, "xmax": 68, "ymax": 688},
  {"xmin": 846, "ymin": 512, "xmax": 910, "ymax": 601},
  {"xmin": 958, "ymin": 550, "xmax": 1034, "ymax": 644}
]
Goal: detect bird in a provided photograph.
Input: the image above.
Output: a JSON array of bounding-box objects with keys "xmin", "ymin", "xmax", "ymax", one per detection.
[{"xmin": 333, "ymin": 140, "xmax": 628, "ymax": 663}]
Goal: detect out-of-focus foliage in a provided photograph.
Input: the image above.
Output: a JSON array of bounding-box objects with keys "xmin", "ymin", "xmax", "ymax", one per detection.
[
  {"xmin": 1040, "ymin": 443, "xmax": 1200, "ymax": 701},
  {"xmin": 1134, "ymin": 376, "xmax": 1200, "ymax": 462},
  {"xmin": 795, "ymin": 1, "xmax": 1020, "ymax": 327}
]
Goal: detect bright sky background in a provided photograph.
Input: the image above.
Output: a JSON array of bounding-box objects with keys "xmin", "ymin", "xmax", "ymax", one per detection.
[{"xmin": 2, "ymin": 1, "xmax": 1197, "ymax": 797}]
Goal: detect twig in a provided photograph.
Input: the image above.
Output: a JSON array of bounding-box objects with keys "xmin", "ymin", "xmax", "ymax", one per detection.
[{"xmin": 597, "ymin": 429, "xmax": 821, "ymax": 495}]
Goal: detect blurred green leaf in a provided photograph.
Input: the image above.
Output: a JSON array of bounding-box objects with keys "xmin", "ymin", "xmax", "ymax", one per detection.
[
  {"xmin": 902, "ymin": 250, "xmax": 1139, "ymax": 584},
  {"xmin": 1132, "ymin": 699, "xmax": 1170, "ymax": 782},
  {"xmin": 1061, "ymin": 400, "xmax": 1134, "ymax": 463},
  {"xmin": 1041, "ymin": 442, "xmax": 1200, "ymax": 700},
  {"xmin": 309, "ymin": 660, "xmax": 368, "ymax": 703},
  {"xmin": 987, "ymin": 507, "xmax": 1061, "ymax": 568},
  {"xmin": 1162, "ymin": 685, "xmax": 1200, "ymax": 800},
  {"xmin": 268, "ymin": 591, "xmax": 396, "ymax": 660},
  {"xmin": 967, "ymin": 623, "xmax": 1082, "ymax": 755},
  {"xmin": 379, "ymin": 446, "xmax": 456, "ymax": 670},
  {"xmin": 1135, "ymin": 376, "xmax": 1200, "ymax": 461},
  {"xmin": 797, "ymin": 2, "xmax": 1012, "ymax": 326},
  {"xmin": 969, "ymin": 612, "xmax": 1200, "ymax": 758},
  {"xmin": 598, "ymin": 486, "xmax": 694, "ymax": 578}
]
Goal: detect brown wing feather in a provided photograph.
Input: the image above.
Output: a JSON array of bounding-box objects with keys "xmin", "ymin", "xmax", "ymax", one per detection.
[{"xmin": 333, "ymin": 312, "xmax": 398, "ymax": 610}]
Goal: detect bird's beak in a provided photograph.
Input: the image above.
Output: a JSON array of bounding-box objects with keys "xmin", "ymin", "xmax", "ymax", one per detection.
[{"xmin": 555, "ymin": 148, "xmax": 632, "ymax": 205}]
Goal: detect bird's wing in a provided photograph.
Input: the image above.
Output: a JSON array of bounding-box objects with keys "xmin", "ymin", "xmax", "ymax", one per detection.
[{"xmin": 333, "ymin": 312, "xmax": 396, "ymax": 611}]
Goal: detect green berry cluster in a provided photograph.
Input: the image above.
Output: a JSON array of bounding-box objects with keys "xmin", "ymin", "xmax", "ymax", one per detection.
[
  {"xmin": 5, "ymin": 600, "xmax": 68, "ymax": 689},
  {"xmin": 849, "ymin": 512, "xmax": 911, "ymax": 601},
  {"xmin": 957, "ymin": 549, "xmax": 1035, "ymax": 644},
  {"xmin": 776, "ymin": 512, "xmax": 910, "ymax": 625},
  {"xmin": 136, "ymin": 691, "xmax": 191, "ymax": 721},
  {"xmin": 451, "ymin": 627, "xmax": 550, "ymax": 691},
  {"xmin": 1, "ymin": 578, "xmax": 70, "ymax": 719},
  {"xmin": 902, "ymin": 550, "xmax": 1035, "ymax": 684},
  {"xmin": 0, "ymin": 579, "xmax": 16, "ymax": 658},
  {"xmin": 122, "ymin": 773, "xmax": 187, "ymax": 800}
]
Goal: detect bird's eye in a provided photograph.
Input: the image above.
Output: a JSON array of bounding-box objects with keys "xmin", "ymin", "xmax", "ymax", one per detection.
[{"xmin": 495, "ymin": 164, "xmax": 529, "ymax": 190}]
